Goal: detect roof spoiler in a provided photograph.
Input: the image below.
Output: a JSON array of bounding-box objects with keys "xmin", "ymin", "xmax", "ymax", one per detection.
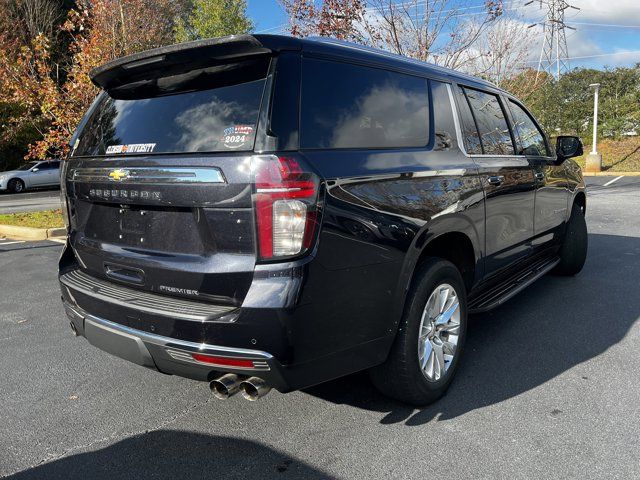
[{"xmin": 90, "ymin": 35, "xmax": 271, "ymax": 90}]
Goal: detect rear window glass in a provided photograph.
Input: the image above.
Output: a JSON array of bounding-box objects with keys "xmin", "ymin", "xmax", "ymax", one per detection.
[
  {"xmin": 73, "ymin": 61, "xmax": 269, "ymax": 157},
  {"xmin": 300, "ymin": 58, "xmax": 429, "ymax": 149}
]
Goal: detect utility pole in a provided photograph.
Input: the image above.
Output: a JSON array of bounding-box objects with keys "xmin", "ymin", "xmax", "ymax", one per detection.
[
  {"xmin": 586, "ymin": 83, "xmax": 602, "ymax": 172},
  {"xmin": 526, "ymin": 0, "xmax": 579, "ymax": 80}
]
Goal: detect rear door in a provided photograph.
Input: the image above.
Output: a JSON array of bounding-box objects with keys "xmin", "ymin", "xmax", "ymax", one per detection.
[
  {"xmin": 506, "ymin": 99, "xmax": 569, "ymax": 251},
  {"xmin": 454, "ymin": 85, "xmax": 536, "ymax": 276},
  {"xmin": 65, "ymin": 55, "xmax": 272, "ymax": 306}
]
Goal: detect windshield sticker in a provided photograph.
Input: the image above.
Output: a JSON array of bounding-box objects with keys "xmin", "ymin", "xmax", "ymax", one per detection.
[
  {"xmin": 221, "ymin": 125, "xmax": 254, "ymax": 149},
  {"xmin": 106, "ymin": 143, "xmax": 156, "ymax": 155}
]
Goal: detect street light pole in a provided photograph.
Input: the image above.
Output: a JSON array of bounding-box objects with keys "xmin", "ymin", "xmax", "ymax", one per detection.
[
  {"xmin": 590, "ymin": 83, "xmax": 600, "ymax": 154},
  {"xmin": 586, "ymin": 83, "xmax": 602, "ymax": 172}
]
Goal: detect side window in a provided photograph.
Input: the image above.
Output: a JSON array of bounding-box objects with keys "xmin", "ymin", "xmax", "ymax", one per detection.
[
  {"xmin": 508, "ymin": 101, "xmax": 550, "ymax": 157},
  {"xmin": 51, "ymin": 161, "xmax": 60, "ymax": 169},
  {"xmin": 430, "ymin": 81, "xmax": 459, "ymax": 151},
  {"xmin": 455, "ymin": 87, "xmax": 483, "ymax": 154},
  {"xmin": 463, "ymin": 87, "xmax": 514, "ymax": 155},
  {"xmin": 301, "ymin": 59, "xmax": 429, "ymax": 149},
  {"xmin": 36, "ymin": 162, "xmax": 49, "ymax": 170}
]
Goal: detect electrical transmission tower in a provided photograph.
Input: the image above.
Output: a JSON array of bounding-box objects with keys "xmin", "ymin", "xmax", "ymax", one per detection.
[{"xmin": 526, "ymin": 0, "xmax": 579, "ymax": 80}]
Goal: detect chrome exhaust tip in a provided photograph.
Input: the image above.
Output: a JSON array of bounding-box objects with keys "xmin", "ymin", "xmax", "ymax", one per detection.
[
  {"xmin": 210, "ymin": 374, "xmax": 243, "ymax": 400},
  {"xmin": 240, "ymin": 377, "xmax": 271, "ymax": 401}
]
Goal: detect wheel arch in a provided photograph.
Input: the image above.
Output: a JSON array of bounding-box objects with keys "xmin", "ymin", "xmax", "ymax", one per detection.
[
  {"xmin": 573, "ymin": 190, "xmax": 586, "ymax": 214},
  {"xmin": 413, "ymin": 231, "xmax": 477, "ymax": 293},
  {"xmin": 387, "ymin": 217, "xmax": 482, "ymax": 350}
]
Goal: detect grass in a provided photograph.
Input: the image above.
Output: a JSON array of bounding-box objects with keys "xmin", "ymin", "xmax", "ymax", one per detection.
[
  {"xmin": 576, "ymin": 136, "xmax": 640, "ymax": 172},
  {"xmin": 0, "ymin": 209, "xmax": 65, "ymax": 229}
]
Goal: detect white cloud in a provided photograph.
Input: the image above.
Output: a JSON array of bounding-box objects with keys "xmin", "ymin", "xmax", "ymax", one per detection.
[{"xmin": 571, "ymin": 0, "xmax": 640, "ymax": 27}]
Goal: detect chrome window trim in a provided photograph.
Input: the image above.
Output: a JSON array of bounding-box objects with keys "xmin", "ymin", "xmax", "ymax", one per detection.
[{"xmin": 445, "ymin": 83, "xmax": 528, "ymax": 160}]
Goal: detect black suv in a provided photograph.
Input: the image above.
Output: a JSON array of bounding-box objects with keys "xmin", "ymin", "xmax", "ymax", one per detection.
[{"xmin": 59, "ymin": 35, "xmax": 587, "ymax": 405}]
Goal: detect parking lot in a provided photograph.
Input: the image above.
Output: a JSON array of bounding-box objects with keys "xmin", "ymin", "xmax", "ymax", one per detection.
[
  {"xmin": 1, "ymin": 176, "xmax": 639, "ymax": 479},
  {"xmin": 0, "ymin": 189, "xmax": 61, "ymax": 214}
]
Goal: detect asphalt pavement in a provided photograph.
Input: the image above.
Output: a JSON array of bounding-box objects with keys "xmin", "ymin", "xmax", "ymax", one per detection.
[
  {"xmin": 0, "ymin": 189, "xmax": 61, "ymax": 214},
  {"xmin": 0, "ymin": 177, "xmax": 639, "ymax": 479}
]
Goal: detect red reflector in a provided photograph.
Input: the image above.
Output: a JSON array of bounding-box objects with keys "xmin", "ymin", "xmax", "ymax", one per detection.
[{"xmin": 191, "ymin": 353, "xmax": 254, "ymax": 368}]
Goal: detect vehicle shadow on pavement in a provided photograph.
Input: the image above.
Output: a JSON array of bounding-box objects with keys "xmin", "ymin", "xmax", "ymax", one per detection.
[
  {"xmin": 5, "ymin": 430, "xmax": 333, "ymax": 480},
  {"xmin": 304, "ymin": 233, "xmax": 640, "ymax": 425}
]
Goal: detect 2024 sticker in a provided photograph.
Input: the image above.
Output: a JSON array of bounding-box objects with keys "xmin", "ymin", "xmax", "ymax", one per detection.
[{"xmin": 222, "ymin": 125, "xmax": 254, "ymax": 149}]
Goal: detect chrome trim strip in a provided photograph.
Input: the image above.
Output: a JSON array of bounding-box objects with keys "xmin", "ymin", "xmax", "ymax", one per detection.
[
  {"xmin": 70, "ymin": 167, "xmax": 226, "ymax": 184},
  {"xmin": 82, "ymin": 312, "xmax": 274, "ymax": 361}
]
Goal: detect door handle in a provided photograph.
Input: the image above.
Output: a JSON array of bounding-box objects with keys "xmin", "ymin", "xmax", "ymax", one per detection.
[
  {"xmin": 535, "ymin": 172, "xmax": 545, "ymax": 181},
  {"xmin": 487, "ymin": 175, "xmax": 504, "ymax": 186}
]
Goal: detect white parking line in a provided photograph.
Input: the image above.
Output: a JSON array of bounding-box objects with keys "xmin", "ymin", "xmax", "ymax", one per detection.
[
  {"xmin": 0, "ymin": 240, "xmax": 25, "ymax": 246},
  {"xmin": 603, "ymin": 176, "xmax": 624, "ymax": 187},
  {"xmin": 48, "ymin": 238, "xmax": 66, "ymax": 244}
]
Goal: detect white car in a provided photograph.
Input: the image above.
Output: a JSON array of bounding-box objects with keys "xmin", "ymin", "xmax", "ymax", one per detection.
[{"xmin": 0, "ymin": 160, "xmax": 61, "ymax": 193}]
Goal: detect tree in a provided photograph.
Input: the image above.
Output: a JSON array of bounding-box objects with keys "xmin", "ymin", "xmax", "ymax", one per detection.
[
  {"xmin": 280, "ymin": 0, "xmax": 504, "ymax": 71},
  {"xmin": 0, "ymin": 0, "xmax": 67, "ymax": 54},
  {"xmin": 470, "ymin": 17, "xmax": 534, "ymax": 86},
  {"xmin": 175, "ymin": 0, "xmax": 253, "ymax": 42},
  {"xmin": 0, "ymin": 0, "xmax": 71, "ymax": 167},
  {"xmin": 0, "ymin": 0, "xmax": 183, "ymax": 161},
  {"xmin": 502, "ymin": 65, "xmax": 640, "ymax": 141}
]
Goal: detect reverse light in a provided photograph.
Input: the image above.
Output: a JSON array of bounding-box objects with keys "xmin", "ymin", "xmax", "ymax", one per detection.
[{"xmin": 253, "ymin": 156, "xmax": 319, "ymax": 260}]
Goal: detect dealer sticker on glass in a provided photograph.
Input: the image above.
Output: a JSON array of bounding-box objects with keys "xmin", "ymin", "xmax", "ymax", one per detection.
[
  {"xmin": 222, "ymin": 125, "xmax": 254, "ymax": 149},
  {"xmin": 106, "ymin": 143, "xmax": 156, "ymax": 154}
]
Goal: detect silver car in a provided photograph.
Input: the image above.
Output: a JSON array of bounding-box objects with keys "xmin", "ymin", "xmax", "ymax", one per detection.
[{"xmin": 0, "ymin": 160, "xmax": 61, "ymax": 193}]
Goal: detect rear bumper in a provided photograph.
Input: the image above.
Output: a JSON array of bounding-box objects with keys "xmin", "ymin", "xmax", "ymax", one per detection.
[{"xmin": 63, "ymin": 301, "xmax": 292, "ymax": 391}]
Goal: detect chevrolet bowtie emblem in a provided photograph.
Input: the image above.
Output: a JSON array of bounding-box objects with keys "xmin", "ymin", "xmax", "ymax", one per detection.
[{"xmin": 108, "ymin": 169, "xmax": 130, "ymax": 181}]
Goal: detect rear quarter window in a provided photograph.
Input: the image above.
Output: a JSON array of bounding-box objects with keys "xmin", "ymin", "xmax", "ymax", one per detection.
[{"xmin": 300, "ymin": 59, "xmax": 429, "ymax": 150}]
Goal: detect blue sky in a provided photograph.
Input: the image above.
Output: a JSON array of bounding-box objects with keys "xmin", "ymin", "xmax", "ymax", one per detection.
[{"xmin": 246, "ymin": 0, "xmax": 640, "ymax": 70}]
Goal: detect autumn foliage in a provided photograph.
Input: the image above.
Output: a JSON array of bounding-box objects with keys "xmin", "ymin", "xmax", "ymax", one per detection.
[
  {"xmin": 0, "ymin": 0, "xmax": 183, "ymax": 160},
  {"xmin": 0, "ymin": 0, "xmax": 254, "ymax": 164}
]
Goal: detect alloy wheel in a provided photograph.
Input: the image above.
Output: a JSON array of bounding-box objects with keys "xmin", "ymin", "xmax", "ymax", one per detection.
[{"xmin": 417, "ymin": 283, "xmax": 461, "ymax": 382}]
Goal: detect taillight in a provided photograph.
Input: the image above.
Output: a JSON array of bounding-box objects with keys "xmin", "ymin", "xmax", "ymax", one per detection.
[{"xmin": 253, "ymin": 155, "xmax": 319, "ymax": 260}]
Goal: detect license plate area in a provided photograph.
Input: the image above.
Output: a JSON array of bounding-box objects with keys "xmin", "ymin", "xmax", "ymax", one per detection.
[
  {"xmin": 81, "ymin": 202, "xmax": 206, "ymax": 254},
  {"xmin": 119, "ymin": 207, "xmax": 149, "ymax": 235}
]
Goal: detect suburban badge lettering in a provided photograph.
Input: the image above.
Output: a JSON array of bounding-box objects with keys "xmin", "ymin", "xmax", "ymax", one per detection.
[{"xmin": 88, "ymin": 189, "xmax": 161, "ymax": 200}]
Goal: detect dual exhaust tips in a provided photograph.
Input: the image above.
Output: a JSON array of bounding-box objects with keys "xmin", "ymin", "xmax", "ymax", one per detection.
[{"xmin": 210, "ymin": 374, "xmax": 271, "ymax": 401}]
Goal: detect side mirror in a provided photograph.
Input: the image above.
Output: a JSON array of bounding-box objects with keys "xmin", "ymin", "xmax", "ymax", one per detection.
[
  {"xmin": 556, "ymin": 136, "xmax": 583, "ymax": 162},
  {"xmin": 31, "ymin": 167, "xmax": 39, "ymax": 172}
]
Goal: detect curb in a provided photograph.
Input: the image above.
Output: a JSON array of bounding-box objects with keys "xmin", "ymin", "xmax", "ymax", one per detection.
[
  {"xmin": 0, "ymin": 224, "xmax": 66, "ymax": 241},
  {"xmin": 582, "ymin": 171, "xmax": 640, "ymax": 176}
]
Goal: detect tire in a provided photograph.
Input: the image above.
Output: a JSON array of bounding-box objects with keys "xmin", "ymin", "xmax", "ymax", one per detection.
[
  {"xmin": 553, "ymin": 202, "xmax": 588, "ymax": 276},
  {"xmin": 370, "ymin": 258, "xmax": 467, "ymax": 406},
  {"xmin": 7, "ymin": 178, "xmax": 25, "ymax": 193}
]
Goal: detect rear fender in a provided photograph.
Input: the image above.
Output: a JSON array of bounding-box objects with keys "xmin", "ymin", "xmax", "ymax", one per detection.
[{"xmin": 388, "ymin": 213, "xmax": 483, "ymax": 343}]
